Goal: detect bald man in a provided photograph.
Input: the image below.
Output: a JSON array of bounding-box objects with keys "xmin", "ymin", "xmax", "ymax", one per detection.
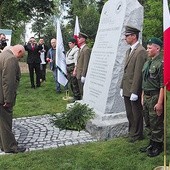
[{"xmin": 0, "ymin": 45, "xmax": 26, "ymax": 153}]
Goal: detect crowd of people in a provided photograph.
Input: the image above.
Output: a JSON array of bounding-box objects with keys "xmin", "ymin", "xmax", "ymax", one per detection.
[
  {"xmin": 0, "ymin": 27, "xmax": 164, "ymax": 157},
  {"xmin": 23, "ymin": 32, "xmax": 91, "ymax": 100},
  {"xmin": 0, "ymin": 32, "xmax": 91, "ymax": 153}
]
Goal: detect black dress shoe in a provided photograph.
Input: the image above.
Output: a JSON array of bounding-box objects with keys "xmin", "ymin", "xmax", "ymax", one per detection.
[
  {"xmin": 147, "ymin": 146, "xmax": 163, "ymax": 157},
  {"xmin": 140, "ymin": 144, "xmax": 153, "ymax": 153},
  {"xmin": 5, "ymin": 147, "xmax": 26, "ymax": 154}
]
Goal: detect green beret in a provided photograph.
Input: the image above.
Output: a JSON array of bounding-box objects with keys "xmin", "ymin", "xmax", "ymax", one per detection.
[
  {"xmin": 147, "ymin": 37, "xmax": 163, "ymax": 47},
  {"xmin": 68, "ymin": 38, "xmax": 76, "ymax": 43},
  {"xmin": 79, "ymin": 32, "xmax": 88, "ymax": 39},
  {"xmin": 125, "ymin": 25, "xmax": 140, "ymax": 35}
]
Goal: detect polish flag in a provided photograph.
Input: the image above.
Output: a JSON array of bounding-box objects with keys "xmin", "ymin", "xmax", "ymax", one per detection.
[
  {"xmin": 73, "ymin": 16, "xmax": 80, "ymax": 46},
  {"xmin": 56, "ymin": 19, "xmax": 68, "ymax": 86},
  {"xmin": 163, "ymin": 0, "xmax": 170, "ymax": 91}
]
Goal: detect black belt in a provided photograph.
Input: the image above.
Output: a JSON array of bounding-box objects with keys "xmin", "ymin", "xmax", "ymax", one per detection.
[
  {"xmin": 144, "ymin": 90, "xmax": 159, "ymax": 96},
  {"xmin": 67, "ymin": 63, "xmax": 75, "ymax": 67}
]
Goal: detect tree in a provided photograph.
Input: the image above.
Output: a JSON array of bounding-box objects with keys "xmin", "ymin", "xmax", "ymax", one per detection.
[
  {"xmin": 61, "ymin": 0, "xmax": 101, "ymax": 47},
  {"xmin": 0, "ymin": 0, "xmax": 56, "ymax": 44},
  {"xmin": 143, "ymin": 0, "xmax": 163, "ymax": 43}
]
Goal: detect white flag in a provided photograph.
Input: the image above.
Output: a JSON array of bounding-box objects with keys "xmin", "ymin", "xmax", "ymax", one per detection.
[
  {"xmin": 74, "ymin": 16, "xmax": 80, "ymax": 41},
  {"xmin": 56, "ymin": 19, "xmax": 68, "ymax": 86}
]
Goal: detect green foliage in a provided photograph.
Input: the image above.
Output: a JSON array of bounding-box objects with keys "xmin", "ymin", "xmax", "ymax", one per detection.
[
  {"xmin": 51, "ymin": 102, "xmax": 95, "ymax": 131},
  {"xmin": 143, "ymin": 0, "xmax": 163, "ymax": 43}
]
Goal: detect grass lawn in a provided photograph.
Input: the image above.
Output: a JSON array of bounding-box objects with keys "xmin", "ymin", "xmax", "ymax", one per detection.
[{"xmin": 0, "ymin": 66, "xmax": 169, "ymax": 170}]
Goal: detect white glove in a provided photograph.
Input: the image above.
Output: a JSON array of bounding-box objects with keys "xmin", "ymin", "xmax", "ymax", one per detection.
[
  {"xmin": 81, "ymin": 76, "xmax": 86, "ymax": 83},
  {"xmin": 130, "ymin": 93, "xmax": 138, "ymax": 101},
  {"xmin": 120, "ymin": 89, "xmax": 123, "ymax": 98}
]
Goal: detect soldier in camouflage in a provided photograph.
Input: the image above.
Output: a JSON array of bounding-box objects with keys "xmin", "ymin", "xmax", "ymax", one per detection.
[{"xmin": 140, "ymin": 37, "xmax": 164, "ymax": 157}]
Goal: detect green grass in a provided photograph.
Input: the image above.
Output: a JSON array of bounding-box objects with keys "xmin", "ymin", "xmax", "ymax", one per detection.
[
  {"xmin": 0, "ymin": 69, "xmax": 169, "ymax": 170},
  {"xmin": 14, "ymin": 71, "xmax": 69, "ymax": 117}
]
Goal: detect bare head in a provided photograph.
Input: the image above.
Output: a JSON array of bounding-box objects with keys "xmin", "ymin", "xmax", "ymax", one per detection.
[
  {"xmin": 50, "ymin": 38, "xmax": 56, "ymax": 49},
  {"xmin": 10, "ymin": 45, "xmax": 25, "ymax": 59},
  {"xmin": 39, "ymin": 38, "xmax": 44, "ymax": 45},
  {"xmin": 0, "ymin": 33, "xmax": 6, "ymax": 41},
  {"xmin": 2, "ymin": 46, "xmax": 12, "ymax": 52}
]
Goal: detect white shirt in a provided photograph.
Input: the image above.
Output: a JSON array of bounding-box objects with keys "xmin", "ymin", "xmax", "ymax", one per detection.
[
  {"xmin": 66, "ymin": 45, "xmax": 79, "ymax": 65},
  {"xmin": 130, "ymin": 41, "xmax": 139, "ymax": 54}
]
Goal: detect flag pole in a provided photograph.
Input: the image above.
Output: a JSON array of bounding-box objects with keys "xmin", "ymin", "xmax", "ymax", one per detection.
[
  {"xmin": 154, "ymin": 86, "xmax": 168, "ymax": 170},
  {"xmin": 164, "ymin": 86, "xmax": 167, "ymax": 169}
]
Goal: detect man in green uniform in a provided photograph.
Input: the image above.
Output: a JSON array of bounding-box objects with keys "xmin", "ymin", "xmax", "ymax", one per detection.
[{"xmin": 140, "ymin": 37, "xmax": 164, "ymax": 157}]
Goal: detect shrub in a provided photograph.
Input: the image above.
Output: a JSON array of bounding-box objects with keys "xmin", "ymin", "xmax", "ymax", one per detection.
[{"xmin": 51, "ymin": 102, "xmax": 95, "ymax": 131}]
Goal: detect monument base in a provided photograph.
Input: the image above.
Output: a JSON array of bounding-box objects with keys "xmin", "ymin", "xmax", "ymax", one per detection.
[{"xmin": 85, "ymin": 111, "xmax": 128, "ymax": 140}]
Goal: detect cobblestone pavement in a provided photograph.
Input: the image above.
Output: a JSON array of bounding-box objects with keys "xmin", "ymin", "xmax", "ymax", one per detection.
[{"xmin": 0, "ymin": 115, "xmax": 98, "ymax": 154}]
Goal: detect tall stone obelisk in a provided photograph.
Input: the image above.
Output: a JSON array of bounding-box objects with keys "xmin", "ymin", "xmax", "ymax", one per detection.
[{"xmin": 83, "ymin": 0, "xmax": 144, "ymax": 139}]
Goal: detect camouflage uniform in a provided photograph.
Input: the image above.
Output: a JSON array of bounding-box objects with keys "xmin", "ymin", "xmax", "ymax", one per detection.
[
  {"xmin": 66, "ymin": 63, "xmax": 81, "ymax": 100},
  {"xmin": 141, "ymin": 54, "xmax": 164, "ymax": 155}
]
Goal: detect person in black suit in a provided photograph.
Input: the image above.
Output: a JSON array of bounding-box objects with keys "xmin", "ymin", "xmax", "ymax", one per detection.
[{"xmin": 24, "ymin": 37, "xmax": 43, "ymax": 88}]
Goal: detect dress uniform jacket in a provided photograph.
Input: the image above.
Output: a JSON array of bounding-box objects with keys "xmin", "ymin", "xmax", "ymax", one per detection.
[
  {"xmin": 120, "ymin": 43, "xmax": 147, "ymax": 97},
  {"xmin": 76, "ymin": 44, "xmax": 91, "ymax": 80}
]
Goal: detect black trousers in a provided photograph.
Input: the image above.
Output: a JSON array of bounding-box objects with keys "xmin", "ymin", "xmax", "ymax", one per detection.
[
  {"xmin": 28, "ymin": 63, "xmax": 41, "ymax": 87},
  {"xmin": 40, "ymin": 64, "xmax": 46, "ymax": 81}
]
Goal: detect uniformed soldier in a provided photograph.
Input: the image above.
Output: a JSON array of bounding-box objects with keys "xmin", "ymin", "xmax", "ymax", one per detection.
[
  {"xmin": 120, "ymin": 25, "xmax": 147, "ymax": 142},
  {"xmin": 76, "ymin": 32, "xmax": 91, "ymax": 98},
  {"xmin": 140, "ymin": 37, "xmax": 164, "ymax": 157},
  {"xmin": 66, "ymin": 38, "xmax": 81, "ymax": 100}
]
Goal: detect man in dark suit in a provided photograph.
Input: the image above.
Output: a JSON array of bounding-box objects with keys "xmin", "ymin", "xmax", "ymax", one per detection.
[
  {"xmin": 120, "ymin": 26, "xmax": 147, "ymax": 142},
  {"xmin": 76, "ymin": 32, "xmax": 91, "ymax": 98},
  {"xmin": 24, "ymin": 37, "xmax": 43, "ymax": 88}
]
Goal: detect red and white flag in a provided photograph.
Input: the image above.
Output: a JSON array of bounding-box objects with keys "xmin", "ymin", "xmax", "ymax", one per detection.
[
  {"xmin": 73, "ymin": 16, "xmax": 80, "ymax": 45},
  {"xmin": 56, "ymin": 19, "xmax": 68, "ymax": 86},
  {"xmin": 163, "ymin": 0, "xmax": 170, "ymax": 91}
]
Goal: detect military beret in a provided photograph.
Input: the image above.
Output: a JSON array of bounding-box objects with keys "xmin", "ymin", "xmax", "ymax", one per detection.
[
  {"xmin": 79, "ymin": 32, "xmax": 88, "ymax": 39},
  {"xmin": 147, "ymin": 37, "xmax": 163, "ymax": 47},
  {"xmin": 68, "ymin": 38, "xmax": 76, "ymax": 43},
  {"xmin": 125, "ymin": 25, "xmax": 140, "ymax": 35}
]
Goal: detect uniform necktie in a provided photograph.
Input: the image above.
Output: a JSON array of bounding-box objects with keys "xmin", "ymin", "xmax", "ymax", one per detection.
[
  {"xmin": 144, "ymin": 59, "xmax": 152, "ymax": 81},
  {"xmin": 128, "ymin": 48, "xmax": 132, "ymax": 56}
]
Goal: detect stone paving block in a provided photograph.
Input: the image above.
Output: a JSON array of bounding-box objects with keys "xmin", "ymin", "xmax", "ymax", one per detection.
[{"xmin": 3, "ymin": 114, "xmax": 128, "ymax": 153}]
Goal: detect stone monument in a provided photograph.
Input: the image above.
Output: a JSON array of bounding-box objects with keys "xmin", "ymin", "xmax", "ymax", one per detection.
[{"xmin": 83, "ymin": 0, "xmax": 144, "ymax": 140}]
